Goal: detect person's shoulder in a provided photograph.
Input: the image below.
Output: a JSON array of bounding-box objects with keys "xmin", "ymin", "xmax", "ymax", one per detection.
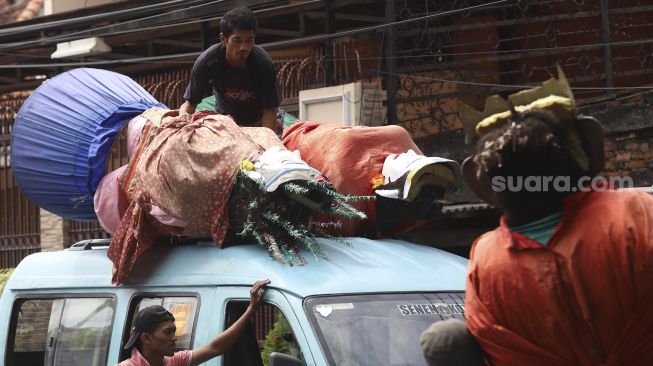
[
  {"xmin": 204, "ymin": 43, "xmax": 225, "ymax": 54},
  {"xmin": 613, "ymin": 188, "xmax": 653, "ymax": 201},
  {"xmin": 251, "ymin": 45, "xmax": 274, "ymax": 64},
  {"xmin": 197, "ymin": 44, "xmax": 225, "ymax": 64},
  {"xmin": 469, "ymin": 228, "xmax": 504, "ymax": 263},
  {"xmin": 169, "ymin": 349, "xmax": 192, "ymax": 365},
  {"xmin": 611, "ymin": 189, "xmax": 653, "ymax": 213},
  {"xmin": 586, "ymin": 189, "xmax": 653, "ymax": 209}
]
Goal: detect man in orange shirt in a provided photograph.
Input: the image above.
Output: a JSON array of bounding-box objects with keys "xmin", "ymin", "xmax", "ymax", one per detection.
[{"xmin": 421, "ymin": 71, "xmax": 653, "ymax": 365}]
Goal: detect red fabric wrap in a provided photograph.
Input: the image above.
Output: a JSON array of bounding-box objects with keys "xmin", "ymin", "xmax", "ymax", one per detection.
[{"xmin": 281, "ymin": 121, "xmax": 421, "ymax": 237}]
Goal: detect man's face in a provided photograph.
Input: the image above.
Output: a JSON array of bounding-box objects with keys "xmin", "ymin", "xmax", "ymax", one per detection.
[
  {"xmin": 144, "ymin": 320, "xmax": 178, "ymax": 356},
  {"xmin": 220, "ymin": 29, "xmax": 255, "ymax": 68}
]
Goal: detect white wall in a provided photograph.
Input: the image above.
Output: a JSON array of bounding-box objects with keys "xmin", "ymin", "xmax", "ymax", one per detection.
[{"xmin": 44, "ymin": 0, "xmax": 118, "ymax": 16}]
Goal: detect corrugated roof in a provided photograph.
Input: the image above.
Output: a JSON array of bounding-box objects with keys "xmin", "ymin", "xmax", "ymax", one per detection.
[
  {"xmin": 440, "ymin": 186, "xmax": 653, "ymax": 215},
  {"xmin": 442, "ymin": 202, "xmax": 491, "ymax": 214}
]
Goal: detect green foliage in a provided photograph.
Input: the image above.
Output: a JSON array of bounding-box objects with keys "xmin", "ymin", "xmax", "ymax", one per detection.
[
  {"xmin": 229, "ymin": 171, "xmax": 372, "ymax": 264},
  {"xmin": 0, "ymin": 268, "xmax": 14, "ymax": 296},
  {"xmin": 58, "ymin": 326, "xmax": 112, "ymax": 349},
  {"xmin": 261, "ymin": 313, "xmax": 297, "ymax": 366}
]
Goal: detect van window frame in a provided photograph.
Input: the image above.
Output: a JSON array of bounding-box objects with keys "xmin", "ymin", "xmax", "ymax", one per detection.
[
  {"xmin": 303, "ymin": 291, "xmax": 466, "ymax": 366},
  {"xmin": 119, "ymin": 292, "xmax": 201, "ymax": 361},
  {"xmin": 6, "ymin": 293, "xmax": 117, "ymax": 366}
]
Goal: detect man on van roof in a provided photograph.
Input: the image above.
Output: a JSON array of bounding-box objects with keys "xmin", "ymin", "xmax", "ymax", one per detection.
[
  {"xmin": 179, "ymin": 7, "xmax": 281, "ymax": 131},
  {"xmin": 118, "ymin": 279, "xmax": 270, "ymax": 366}
]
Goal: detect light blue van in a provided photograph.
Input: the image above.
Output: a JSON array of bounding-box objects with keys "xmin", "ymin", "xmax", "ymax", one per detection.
[{"xmin": 0, "ymin": 237, "xmax": 467, "ymax": 366}]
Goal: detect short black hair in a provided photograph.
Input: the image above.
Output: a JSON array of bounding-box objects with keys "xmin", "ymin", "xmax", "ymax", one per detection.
[{"xmin": 220, "ymin": 7, "xmax": 258, "ymax": 38}]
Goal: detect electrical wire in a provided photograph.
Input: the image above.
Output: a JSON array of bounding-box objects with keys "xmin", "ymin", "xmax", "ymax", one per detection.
[
  {"xmin": 31, "ymin": 0, "xmax": 321, "ymax": 48},
  {"xmin": 262, "ymin": 0, "xmax": 508, "ymax": 49},
  {"xmin": 4, "ymin": 34, "xmax": 653, "ymax": 65},
  {"xmin": 0, "ymin": 0, "xmax": 519, "ymax": 67},
  {"xmin": 0, "ymin": 0, "xmax": 505, "ymax": 52},
  {"xmin": 0, "ymin": 0, "xmax": 229, "ymax": 51},
  {"xmin": 0, "ymin": 0, "xmax": 650, "ymax": 94},
  {"xmin": 4, "ymin": 35, "xmax": 653, "ymax": 66},
  {"xmin": 0, "ymin": 0, "xmax": 214, "ymax": 37},
  {"xmin": 362, "ymin": 38, "xmax": 653, "ymax": 59},
  {"xmin": 374, "ymin": 70, "xmax": 653, "ymax": 91},
  {"xmin": 4, "ymin": 55, "xmax": 650, "ymax": 93},
  {"xmin": 1, "ymin": 1, "xmax": 650, "ymax": 68},
  {"xmin": 0, "ymin": 52, "xmax": 203, "ymax": 68},
  {"xmin": 47, "ymin": 0, "xmax": 300, "ymax": 43},
  {"xmin": 577, "ymin": 88, "xmax": 653, "ymax": 110}
]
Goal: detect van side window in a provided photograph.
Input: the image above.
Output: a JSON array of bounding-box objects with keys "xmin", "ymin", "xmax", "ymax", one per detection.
[
  {"xmin": 8, "ymin": 297, "xmax": 115, "ymax": 366},
  {"xmin": 121, "ymin": 296, "xmax": 198, "ymax": 361},
  {"xmin": 223, "ymin": 302, "xmax": 303, "ymax": 366}
]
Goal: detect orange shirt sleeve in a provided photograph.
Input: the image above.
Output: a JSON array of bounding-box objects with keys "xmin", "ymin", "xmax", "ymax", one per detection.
[{"xmin": 466, "ymin": 236, "xmax": 567, "ymax": 366}]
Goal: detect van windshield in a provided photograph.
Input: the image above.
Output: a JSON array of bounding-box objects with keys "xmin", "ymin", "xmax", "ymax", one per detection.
[{"xmin": 305, "ymin": 292, "xmax": 465, "ymax": 366}]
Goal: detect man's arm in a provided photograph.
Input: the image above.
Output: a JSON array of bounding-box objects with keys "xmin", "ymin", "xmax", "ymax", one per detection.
[
  {"xmin": 181, "ymin": 49, "xmax": 211, "ymax": 115},
  {"xmin": 261, "ymin": 107, "xmax": 277, "ymax": 132},
  {"xmin": 179, "ymin": 100, "xmax": 197, "ymax": 115},
  {"xmin": 257, "ymin": 47, "xmax": 281, "ymax": 132},
  {"xmin": 190, "ymin": 279, "xmax": 270, "ymax": 366}
]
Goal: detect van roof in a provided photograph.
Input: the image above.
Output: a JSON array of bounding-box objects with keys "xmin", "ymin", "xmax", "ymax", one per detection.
[{"xmin": 6, "ymin": 238, "xmax": 467, "ymax": 297}]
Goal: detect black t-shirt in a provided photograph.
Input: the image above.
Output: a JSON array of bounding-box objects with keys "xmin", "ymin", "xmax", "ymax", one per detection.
[{"xmin": 183, "ymin": 43, "xmax": 281, "ymax": 126}]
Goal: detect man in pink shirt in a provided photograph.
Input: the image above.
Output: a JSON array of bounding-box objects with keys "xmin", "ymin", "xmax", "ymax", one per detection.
[{"xmin": 118, "ymin": 279, "xmax": 270, "ymax": 366}]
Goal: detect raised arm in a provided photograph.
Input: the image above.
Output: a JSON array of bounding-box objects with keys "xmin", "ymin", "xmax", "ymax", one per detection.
[{"xmin": 190, "ymin": 279, "xmax": 270, "ymax": 365}]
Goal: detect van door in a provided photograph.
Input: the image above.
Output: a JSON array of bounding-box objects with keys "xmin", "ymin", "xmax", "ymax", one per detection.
[{"xmin": 216, "ymin": 287, "xmax": 316, "ymax": 366}]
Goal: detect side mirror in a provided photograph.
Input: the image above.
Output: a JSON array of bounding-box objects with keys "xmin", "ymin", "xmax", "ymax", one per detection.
[{"xmin": 269, "ymin": 352, "xmax": 304, "ymax": 366}]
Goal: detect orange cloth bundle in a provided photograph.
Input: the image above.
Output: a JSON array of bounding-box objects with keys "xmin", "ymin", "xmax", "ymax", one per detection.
[{"xmin": 281, "ymin": 121, "xmax": 421, "ymax": 237}]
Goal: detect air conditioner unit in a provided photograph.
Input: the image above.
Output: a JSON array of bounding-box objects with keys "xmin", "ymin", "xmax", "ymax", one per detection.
[
  {"xmin": 299, "ymin": 82, "xmax": 386, "ymax": 126},
  {"xmin": 50, "ymin": 36, "xmax": 111, "ymax": 59}
]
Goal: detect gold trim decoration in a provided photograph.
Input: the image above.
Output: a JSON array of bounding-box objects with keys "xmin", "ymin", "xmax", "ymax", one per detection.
[
  {"xmin": 460, "ymin": 65, "xmax": 590, "ymax": 171},
  {"xmin": 460, "ymin": 65, "xmax": 575, "ymax": 142}
]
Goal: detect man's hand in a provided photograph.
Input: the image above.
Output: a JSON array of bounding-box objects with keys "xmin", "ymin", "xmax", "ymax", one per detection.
[
  {"xmin": 179, "ymin": 100, "xmax": 197, "ymax": 115},
  {"xmin": 248, "ymin": 279, "xmax": 270, "ymax": 312}
]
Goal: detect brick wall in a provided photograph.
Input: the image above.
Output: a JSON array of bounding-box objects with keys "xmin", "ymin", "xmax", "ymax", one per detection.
[
  {"xmin": 14, "ymin": 299, "xmax": 52, "ymax": 352},
  {"xmin": 589, "ymin": 94, "xmax": 653, "ymax": 187},
  {"xmin": 603, "ymin": 129, "xmax": 653, "ymax": 186},
  {"xmin": 415, "ymin": 95, "xmax": 653, "ymax": 190},
  {"xmin": 40, "ymin": 209, "xmax": 70, "ymax": 251}
]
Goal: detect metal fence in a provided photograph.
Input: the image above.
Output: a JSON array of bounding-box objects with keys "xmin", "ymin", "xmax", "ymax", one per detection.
[{"xmin": 0, "ymin": 91, "xmax": 40, "ymax": 267}]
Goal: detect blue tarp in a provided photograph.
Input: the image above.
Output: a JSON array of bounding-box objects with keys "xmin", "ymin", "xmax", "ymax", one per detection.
[{"xmin": 11, "ymin": 68, "xmax": 165, "ymax": 220}]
